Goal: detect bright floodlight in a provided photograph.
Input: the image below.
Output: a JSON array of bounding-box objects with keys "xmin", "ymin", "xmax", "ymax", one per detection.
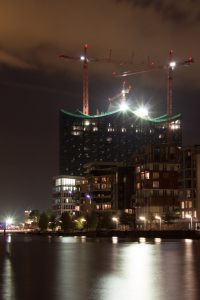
[
  {"xmin": 80, "ymin": 56, "xmax": 85, "ymax": 60},
  {"xmin": 170, "ymin": 62, "xmax": 176, "ymax": 67},
  {"xmin": 6, "ymin": 218, "xmax": 12, "ymax": 224},
  {"xmin": 140, "ymin": 217, "xmax": 145, "ymax": 220},
  {"xmin": 112, "ymin": 218, "xmax": 118, "ymax": 221},
  {"xmin": 135, "ymin": 107, "xmax": 148, "ymax": 116},
  {"xmin": 120, "ymin": 102, "xmax": 128, "ymax": 111}
]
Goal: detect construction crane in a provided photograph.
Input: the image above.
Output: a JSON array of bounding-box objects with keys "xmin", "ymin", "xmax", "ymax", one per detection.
[
  {"xmin": 60, "ymin": 45, "xmax": 147, "ymax": 115},
  {"xmin": 113, "ymin": 51, "xmax": 194, "ymax": 145},
  {"xmin": 108, "ymin": 82, "xmax": 131, "ymax": 102}
]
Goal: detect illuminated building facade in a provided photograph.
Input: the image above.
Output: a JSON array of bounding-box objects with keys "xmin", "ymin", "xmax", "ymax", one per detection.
[
  {"xmin": 60, "ymin": 108, "xmax": 182, "ymax": 176},
  {"xmin": 83, "ymin": 161, "xmax": 122, "ymax": 215},
  {"xmin": 179, "ymin": 145, "xmax": 200, "ymax": 229},
  {"xmin": 131, "ymin": 144, "xmax": 180, "ymax": 227},
  {"xmin": 52, "ymin": 175, "xmax": 87, "ymax": 218}
]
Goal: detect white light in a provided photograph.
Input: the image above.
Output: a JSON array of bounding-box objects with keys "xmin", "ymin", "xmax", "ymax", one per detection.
[
  {"xmin": 185, "ymin": 215, "xmax": 191, "ymax": 218},
  {"xmin": 80, "ymin": 56, "xmax": 85, "ymax": 60},
  {"xmin": 120, "ymin": 102, "xmax": 128, "ymax": 111},
  {"xmin": 140, "ymin": 217, "xmax": 145, "ymax": 220},
  {"xmin": 170, "ymin": 62, "xmax": 176, "ymax": 67},
  {"xmin": 85, "ymin": 121, "xmax": 90, "ymax": 125},
  {"xmin": 122, "ymin": 90, "xmax": 125, "ymax": 94},
  {"xmin": 6, "ymin": 219, "xmax": 12, "ymax": 224},
  {"xmin": 135, "ymin": 107, "xmax": 148, "ymax": 117},
  {"xmin": 112, "ymin": 218, "xmax": 118, "ymax": 221}
]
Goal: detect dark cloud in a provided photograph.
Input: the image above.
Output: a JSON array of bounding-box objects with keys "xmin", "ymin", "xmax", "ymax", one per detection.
[{"xmin": 117, "ymin": 0, "xmax": 200, "ymax": 24}]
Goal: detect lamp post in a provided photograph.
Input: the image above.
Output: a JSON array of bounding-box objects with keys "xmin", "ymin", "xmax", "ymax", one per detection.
[
  {"xmin": 155, "ymin": 216, "xmax": 161, "ymax": 231},
  {"xmin": 140, "ymin": 217, "xmax": 146, "ymax": 231},
  {"xmin": 186, "ymin": 214, "xmax": 193, "ymax": 230},
  {"xmin": 112, "ymin": 218, "xmax": 118, "ymax": 229}
]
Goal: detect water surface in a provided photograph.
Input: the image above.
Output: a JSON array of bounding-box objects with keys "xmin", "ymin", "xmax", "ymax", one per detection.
[{"xmin": 0, "ymin": 235, "xmax": 200, "ymax": 300}]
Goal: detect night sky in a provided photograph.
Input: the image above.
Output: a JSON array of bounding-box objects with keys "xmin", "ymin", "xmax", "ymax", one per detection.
[{"xmin": 0, "ymin": 0, "xmax": 199, "ymax": 222}]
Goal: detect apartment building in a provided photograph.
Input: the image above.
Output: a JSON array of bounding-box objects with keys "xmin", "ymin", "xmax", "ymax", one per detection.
[{"xmin": 131, "ymin": 144, "xmax": 180, "ymax": 221}]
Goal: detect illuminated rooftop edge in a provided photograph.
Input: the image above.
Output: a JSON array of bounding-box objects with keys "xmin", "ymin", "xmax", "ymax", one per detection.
[{"xmin": 61, "ymin": 108, "xmax": 181, "ymax": 123}]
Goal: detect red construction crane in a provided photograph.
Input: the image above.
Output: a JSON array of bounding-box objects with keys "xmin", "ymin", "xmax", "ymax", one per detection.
[
  {"xmin": 60, "ymin": 45, "xmax": 146, "ymax": 115},
  {"xmin": 113, "ymin": 51, "xmax": 194, "ymax": 145}
]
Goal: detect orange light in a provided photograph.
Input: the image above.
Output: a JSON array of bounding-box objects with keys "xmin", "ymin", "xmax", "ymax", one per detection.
[
  {"xmin": 108, "ymin": 98, "xmax": 111, "ymax": 101},
  {"xmin": 129, "ymin": 86, "xmax": 131, "ymax": 89}
]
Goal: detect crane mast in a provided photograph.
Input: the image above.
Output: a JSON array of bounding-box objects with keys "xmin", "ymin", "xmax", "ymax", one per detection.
[
  {"xmin": 83, "ymin": 45, "xmax": 88, "ymax": 115},
  {"xmin": 167, "ymin": 51, "xmax": 173, "ymax": 145}
]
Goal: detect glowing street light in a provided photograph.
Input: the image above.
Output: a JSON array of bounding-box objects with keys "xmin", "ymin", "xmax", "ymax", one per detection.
[
  {"xmin": 6, "ymin": 219, "xmax": 12, "ymax": 225},
  {"xmin": 112, "ymin": 217, "xmax": 118, "ymax": 229},
  {"xmin": 186, "ymin": 214, "xmax": 193, "ymax": 230},
  {"xmin": 155, "ymin": 216, "xmax": 161, "ymax": 231},
  {"xmin": 140, "ymin": 217, "xmax": 146, "ymax": 231}
]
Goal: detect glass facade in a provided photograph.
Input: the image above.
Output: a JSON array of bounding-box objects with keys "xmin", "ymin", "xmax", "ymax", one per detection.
[{"xmin": 60, "ymin": 109, "xmax": 182, "ymax": 176}]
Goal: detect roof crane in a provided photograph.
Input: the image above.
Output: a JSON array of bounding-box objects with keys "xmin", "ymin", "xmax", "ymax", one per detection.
[
  {"xmin": 60, "ymin": 45, "xmax": 147, "ymax": 115},
  {"xmin": 113, "ymin": 51, "xmax": 194, "ymax": 145},
  {"xmin": 108, "ymin": 82, "xmax": 131, "ymax": 102}
]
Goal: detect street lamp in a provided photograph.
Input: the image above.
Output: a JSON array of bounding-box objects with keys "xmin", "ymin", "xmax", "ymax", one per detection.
[
  {"xmin": 140, "ymin": 217, "xmax": 146, "ymax": 231},
  {"xmin": 112, "ymin": 218, "xmax": 118, "ymax": 229},
  {"xmin": 155, "ymin": 216, "xmax": 161, "ymax": 231},
  {"xmin": 186, "ymin": 214, "xmax": 193, "ymax": 230}
]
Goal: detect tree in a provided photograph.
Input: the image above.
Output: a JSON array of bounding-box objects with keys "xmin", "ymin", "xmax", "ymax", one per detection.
[
  {"xmin": 30, "ymin": 210, "xmax": 40, "ymax": 222},
  {"xmin": 85, "ymin": 211, "xmax": 98, "ymax": 229},
  {"xmin": 38, "ymin": 212, "xmax": 49, "ymax": 231},
  {"xmin": 146, "ymin": 212, "xmax": 155, "ymax": 229},
  {"xmin": 119, "ymin": 213, "xmax": 130, "ymax": 229},
  {"xmin": 163, "ymin": 212, "xmax": 175, "ymax": 228},
  {"xmin": 49, "ymin": 214, "xmax": 56, "ymax": 231},
  {"xmin": 47, "ymin": 209, "xmax": 53, "ymax": 218},
  {"xmin": 101, "ymin": 212, "xmax": 113, "ymax": 230},
  {"xmin": 75, "ymin": 215, "xmax": 85, "ymax": 230},
  {"xmin": 60, "ymin": 212, "xmax": 71, "ymax": 231}
]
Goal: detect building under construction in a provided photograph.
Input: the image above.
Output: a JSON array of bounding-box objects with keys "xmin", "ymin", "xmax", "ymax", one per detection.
[{"xmin": 59, "ymin": 108, "xmax": 181, "ymax": 176}]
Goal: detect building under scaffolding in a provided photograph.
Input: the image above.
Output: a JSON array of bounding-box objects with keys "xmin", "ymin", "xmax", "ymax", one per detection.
[{"xmin": 59, "ymin": 108, "xmax": 182, "ymax": 176}]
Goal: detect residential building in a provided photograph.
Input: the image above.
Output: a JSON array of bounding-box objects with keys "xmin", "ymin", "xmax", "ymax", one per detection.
[
  {"xmin": 59, "ymin": 108, "xmax": 182, "ymax": 176},
  {"xmin": 179, "ymin": 145, "xmax": 200, "ymax": 229},
  {"xmin": 111, "ymin": 166, "xmax": 135, "ymax": 214},
  {"xmin": 83, "ymin": 161, "xmax": 123, "ymax": 215},
  {"xmin": 52, "ymin": 175, "xmax": 87, "ymax": 218},
  {"xmin": 131, "ymin": 144, "xmax": 180, "ymax": 224}
]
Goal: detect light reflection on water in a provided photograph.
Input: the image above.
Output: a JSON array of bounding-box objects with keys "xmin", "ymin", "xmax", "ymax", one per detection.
[{"xmin": 0, "ymin": 236, "xmax": 200, "ymax": 300}]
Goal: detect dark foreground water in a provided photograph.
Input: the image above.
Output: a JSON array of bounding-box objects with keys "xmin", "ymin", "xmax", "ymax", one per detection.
[{"xmin": 0, "ymin": 235, "xmax": 200, "ymax": 300}]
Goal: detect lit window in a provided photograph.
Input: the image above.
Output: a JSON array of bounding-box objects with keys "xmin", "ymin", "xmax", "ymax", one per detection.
[{"xmin": 153, "ymin": 181, "xmax": 159, "ymax": 188}]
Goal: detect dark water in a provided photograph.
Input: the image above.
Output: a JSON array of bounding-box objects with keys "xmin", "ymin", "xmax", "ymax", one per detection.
[{"xmin": 0, "ymin": 235, "xmax": 200, "ymax": 300}]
